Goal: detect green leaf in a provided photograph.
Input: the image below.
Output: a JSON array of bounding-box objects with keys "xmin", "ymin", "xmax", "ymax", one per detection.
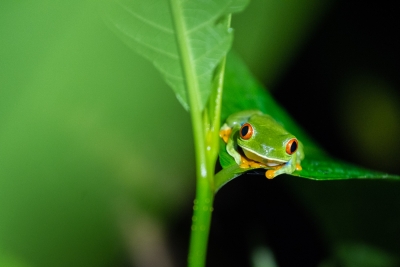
[
  {"xmin": 215, "ymin": 52, "xmax": 400, "ymax": 192},
  {"xmin": 102, "ymin": 0, "xmax": 248, "ymax": 111}
]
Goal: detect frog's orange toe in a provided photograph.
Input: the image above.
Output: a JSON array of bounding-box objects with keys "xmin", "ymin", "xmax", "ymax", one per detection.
[
  {"xmin": 296, "ymin": 164, "xmax": 302, "ymax": 171},
  {"xmin": 219, "ymin": 128, "xmax": 232, "ymax": 143},
  {"xmin": 265, "ymin": 170, "xmax": 275, "ymax": 179}
]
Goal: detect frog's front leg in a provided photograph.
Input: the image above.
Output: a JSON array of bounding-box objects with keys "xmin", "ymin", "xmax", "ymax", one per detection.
[
  {"xmin": 221, "ymin": 124, "xmax": 254, "ymax": 167},
  {"xmin": 265, "ymin": 152, "xmax": 301, "ymax": 179}
]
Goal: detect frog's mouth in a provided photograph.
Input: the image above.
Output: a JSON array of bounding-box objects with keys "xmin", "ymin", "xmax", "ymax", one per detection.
[{"xmin": 240, "ymin": 146, "xmax": 287, "ymax": 167}]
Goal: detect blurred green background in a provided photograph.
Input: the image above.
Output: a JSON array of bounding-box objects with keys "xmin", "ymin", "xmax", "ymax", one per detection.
[
  {"xmin": 0, "ymin": 1, "xmax": 194, "ymax": 266},
  {"xmin": 1, "ymin": 0, "xmax": 399, "ymax": 267}
]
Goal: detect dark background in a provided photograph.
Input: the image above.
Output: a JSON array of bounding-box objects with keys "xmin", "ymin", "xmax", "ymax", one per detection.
[{"xmin": 274, "ymin": 1, "xmax": 400, "ymax": 175}]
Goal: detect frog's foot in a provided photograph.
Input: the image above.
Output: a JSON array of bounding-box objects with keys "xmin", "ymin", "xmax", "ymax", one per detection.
[
  {"xmin": 265, "ymin": 165, "xmax": 283, "ymax": 179},
  {"xmin": 266, "ymin": 161, "xmax": 301, "ymax": 179},
  {"xmin": 296, "ymin": 163, "xmax": 302, "ymax": 171},
  {"xmin": 219, "ymin": 127, "xmax": 232, "ymax": 143},
  {"xmin": 265, "ymin": 170, "xmax": 276, "ymax": 179},
  {"xmin": 239, "ymin": 155, "xmax": 266, "ymax": 169}
]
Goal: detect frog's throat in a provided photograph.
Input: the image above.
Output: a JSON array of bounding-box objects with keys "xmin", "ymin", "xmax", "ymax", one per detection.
[{"xmin": 240, "ymin": 146, "xmax": 287, "ymax": 167}]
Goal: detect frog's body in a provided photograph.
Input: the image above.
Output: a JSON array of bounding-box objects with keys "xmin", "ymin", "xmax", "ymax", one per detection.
[{"xmin": 220, "ymin": 110, "xmax": 304, "ymax": 179}]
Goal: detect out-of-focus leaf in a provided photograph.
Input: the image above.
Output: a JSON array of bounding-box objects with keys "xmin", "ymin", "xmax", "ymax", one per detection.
[
  {"xmin": 0, "ymin": 250, "xmax": 31, "ymax": 267},
  {"xmin": 215, "ymin": 52, "xmax": 400, "ymax": 192},
  {"xmin": 321, "ymin": 243, "xmax": 399, "ymax": 267},
  {"xmin": 102, "ymin": 0, "xmax": 248, "ymax": 110}
]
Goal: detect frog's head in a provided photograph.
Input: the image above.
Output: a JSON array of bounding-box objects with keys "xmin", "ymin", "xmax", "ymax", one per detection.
[{"xmin": 236, "ymin": 114, "xmax": 299, "ymax": 166}]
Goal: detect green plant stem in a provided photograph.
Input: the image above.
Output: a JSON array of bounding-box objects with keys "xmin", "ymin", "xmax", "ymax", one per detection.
[
  {"xmin": 188, "ymin": 174, "xmax": 214, "ymax": 267},
  {"xmin": 186, "ymin": 34, "xmax": 229, "ymax": 267},
  {"xmin": 170, "ymin": 1, "xmax": 230, "ymax": 265},
  {"xmin": 187, "ymin": 56, "xmax": 227, "ymax": 266},
  {"xmin": 187, "ymin": 54, "xmax": 227, "ymax": 266},
  {"xmin": 169, "ymin": 1, "xmax": 214, "ymax": 266}
]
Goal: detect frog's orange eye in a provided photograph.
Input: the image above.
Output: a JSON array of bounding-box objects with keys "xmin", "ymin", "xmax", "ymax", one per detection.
[
  {"xmin": 286, "ymin": 139, "xmax": 298, "ymax": 155},
  {"xmin": 240, "ymin": 123, "xmax": 253, "ymax": 140}
]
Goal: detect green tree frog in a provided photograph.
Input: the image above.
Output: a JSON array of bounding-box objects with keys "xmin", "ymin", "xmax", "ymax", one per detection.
[{"xmin": 220, "ymin": 110, "xmax": 304, "ymax": 179}]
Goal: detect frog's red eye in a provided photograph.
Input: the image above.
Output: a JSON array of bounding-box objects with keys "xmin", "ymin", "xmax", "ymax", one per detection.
[
  {"xmin": 240, "ymin": 123, "xmax": 253, "ymax": 140},
  {"xmin": 286, "ymin": 139, "xmax": 298, "ymax": 155}
]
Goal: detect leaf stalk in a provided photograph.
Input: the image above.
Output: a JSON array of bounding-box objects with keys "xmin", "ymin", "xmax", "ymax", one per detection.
[
  {"xmin": 169, "ymin": 1, "xmax": 214, "ymax": 266},
  {"xmin": 169, "ymin": 1, "xmax": 230, "ymax": 265}
]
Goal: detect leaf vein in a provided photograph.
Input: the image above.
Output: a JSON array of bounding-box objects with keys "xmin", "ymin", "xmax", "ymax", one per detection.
[
  {"xmin": 115, "ymin": 0, "xmax": 174, "ymax": 34},
  {"xmin": 186, "ymin": 1, "xmax": 232, "ymax": 34},
  {"xmin": 111, "ymin": 21, "xmax": 178, "ymax": 59}
]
